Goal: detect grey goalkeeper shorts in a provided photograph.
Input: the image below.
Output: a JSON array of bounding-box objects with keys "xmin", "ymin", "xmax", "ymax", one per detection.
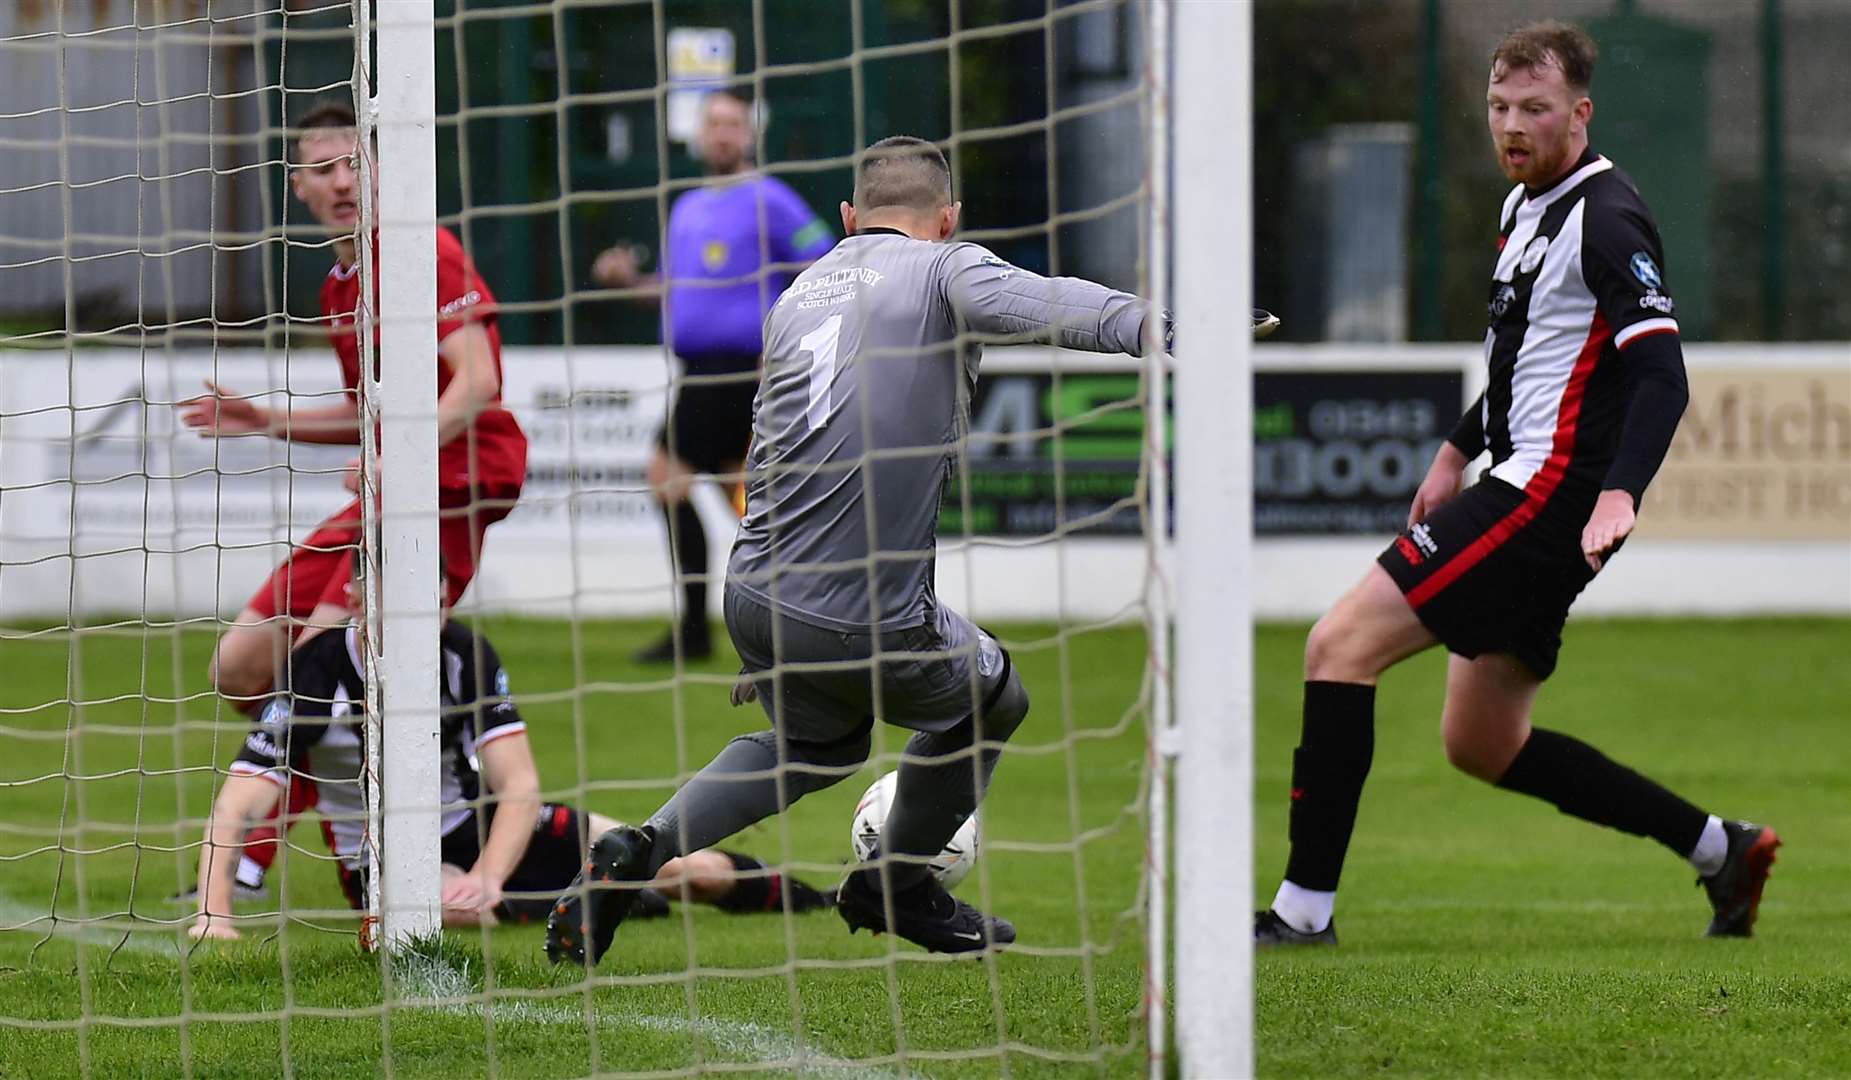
[{"xmin": 723, "ymin": 586, "xmax": 1007, "ymax": 740}]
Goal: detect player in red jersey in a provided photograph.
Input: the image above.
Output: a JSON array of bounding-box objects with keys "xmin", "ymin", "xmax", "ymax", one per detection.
[
  {"xmin": 176, "ymin": 99, "xmax": 528, "ymax": 897},
  {"xmin": 181, "ymin": 98, "xmax": 526, "ymax": 703}
]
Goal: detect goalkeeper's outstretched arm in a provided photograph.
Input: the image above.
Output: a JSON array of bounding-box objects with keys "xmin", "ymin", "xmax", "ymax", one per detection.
[
  {"xmin": 941, "ymin": 243, "xmax": 1149, "ymax": 355},
  {"xmin": 940, "ymin": 244, "xmax": 1280, "ymax": 355}
]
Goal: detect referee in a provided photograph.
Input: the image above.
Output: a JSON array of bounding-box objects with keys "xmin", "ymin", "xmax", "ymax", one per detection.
[
  {"xmin": 593, "ymin": 89, "xmax": 835, "ymax": 662},
  {"xmin": 1254, "ymin": 21, "xmax": 1778, "ymax": 947}
]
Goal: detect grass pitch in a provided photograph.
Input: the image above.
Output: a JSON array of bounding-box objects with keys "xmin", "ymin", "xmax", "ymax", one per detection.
[{"xmin": 0, "ymin": 616, "xmax": 1844, "ymax": 1078}]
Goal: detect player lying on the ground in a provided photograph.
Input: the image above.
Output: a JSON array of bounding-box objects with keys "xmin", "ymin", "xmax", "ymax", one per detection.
[
  {"xmin": 189, "ymin": 617, "xmax": 829, "ymax": 940},
  {"xmin": 543, "ymin": 136, "xmax": 1282, "ymax": 968},
  {"xmin": 1253, "ymin": 20, "xmax": 1777, "ymax": 949},
  {"xmin": 178, "ymin": 97, "xmax": 528, "ymax": 712}
]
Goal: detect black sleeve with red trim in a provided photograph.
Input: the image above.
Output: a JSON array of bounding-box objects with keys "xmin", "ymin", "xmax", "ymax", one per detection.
[
  {"xmin": 1447, "ymin": 392, "xmax": 1486, "ymax": 458},
  {"xmin": 1581, "ymin": 191, "xmax": 1680, "ymax": 349},
  {"xmin": 1603, "ymin": 332, "xmax": 1689, "ymax": 504},
  {"xmin": 1584, "ymin": 185, "xmax": 1688, "ymax": 503},
  {"xmin": 1581, "ymin": 190, "xmax": 1690, "ymax": 502}
]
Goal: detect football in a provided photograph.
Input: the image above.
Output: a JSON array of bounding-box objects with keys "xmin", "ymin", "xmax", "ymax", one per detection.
[{"xmin": 849, "ymin": 770, "xmax": 980, "ymax": 890}]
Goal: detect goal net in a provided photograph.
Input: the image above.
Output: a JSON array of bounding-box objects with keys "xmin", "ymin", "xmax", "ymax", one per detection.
[{"xmin": 0, "ymin": 1, "xmax": 1252, "ymax": 1075}]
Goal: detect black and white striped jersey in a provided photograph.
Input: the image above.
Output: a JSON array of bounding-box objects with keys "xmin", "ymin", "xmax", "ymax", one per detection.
[
  {"xmin": 230, "ymin": 620, "xmax": 525, "ymax": 862},
  {"xmin": 1477, "ymin": 148, "xmax": 1680, "ymax": 506}
]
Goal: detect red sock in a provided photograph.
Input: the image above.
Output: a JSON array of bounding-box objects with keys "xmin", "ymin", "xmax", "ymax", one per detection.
[{"xmin": 241, "ymin": 775, "xmax": 318, "ymax": 877}]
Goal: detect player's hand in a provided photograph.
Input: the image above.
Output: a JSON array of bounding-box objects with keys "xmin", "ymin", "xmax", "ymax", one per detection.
[
  {"xmin": 591, "ymin": 244, "xmax": 642, "ymax": 288},
  {"xmin": 441, "ymin": 869, "xmax": 502, "ymax": 916},
  {"xmin": 1581, "ymin": 488, "xmax": 1636, "ymax": 572},
  {"xmin": 729, "ymin": 668, "xmax": 759, "ymax": 707},
  {"xmin": 177, "ymin": 381, "xmax": 270, "ymax": 437},
  {"xmin": 189, "ymin": 915, "xmax": 240, "ymax": 941},
  {"xmin": 341, "ymin": 455, "xmax": 363, "ymax": 494},
  {"xmin": 1409, "ymin": 444, "xmax": 1469, "ymax": 526}
]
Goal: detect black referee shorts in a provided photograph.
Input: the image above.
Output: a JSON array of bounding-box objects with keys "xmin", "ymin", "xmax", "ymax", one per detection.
[
  {"xmin": 659, "ymin": 358, "xmax": 759, "ymax": 476},
  {"xmin": 1377, "ymin": 477, "xmax": 1602, "ymax": 681}
]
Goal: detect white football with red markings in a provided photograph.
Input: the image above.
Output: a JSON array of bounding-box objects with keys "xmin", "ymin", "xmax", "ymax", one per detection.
[{"xmin": 850, "ymin": 770, "xmax": 980, "ymax": 890}]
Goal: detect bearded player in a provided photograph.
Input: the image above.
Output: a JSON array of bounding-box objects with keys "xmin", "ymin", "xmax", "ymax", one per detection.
[{"xmin": 1254, "ymin": 21, "xmax": 1776, "ymax": 948}]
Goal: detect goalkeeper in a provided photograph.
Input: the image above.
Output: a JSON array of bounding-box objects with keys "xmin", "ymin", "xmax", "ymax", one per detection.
[
  {"xmin": 546, "ymin": 136, "xmax": 1275, "ymax": 966},
  {"xmin": 189, "ymin": 615, "xmax": 830, "ymax": 940}
]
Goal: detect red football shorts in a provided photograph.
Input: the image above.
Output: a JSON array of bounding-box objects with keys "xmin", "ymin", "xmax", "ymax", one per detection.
[{"xmin": 244, "ymin": 484, "xmax": 520, "ymax": 623}]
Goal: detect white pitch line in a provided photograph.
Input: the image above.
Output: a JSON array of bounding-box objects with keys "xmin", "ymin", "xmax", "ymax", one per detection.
[
  {"xmin": 394, "ymin": 951, "xmax": 920, "ymax": 1079},
  {"xmin": 0, "ymin": 897, "xmax": 180, "ymax": 958},
  {"xmin": 0, "ymin": 908, "xmax": 923, "ymax": 1077}
]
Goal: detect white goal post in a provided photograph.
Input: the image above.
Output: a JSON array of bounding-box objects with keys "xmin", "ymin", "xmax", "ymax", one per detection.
[
  {"xmin": 1168, "ymin": 1, "xmax": 1256, "ymax": 1076},
  {"xmin": 364, "ymin": 0, "xmax": 444, "ymax": 949}
]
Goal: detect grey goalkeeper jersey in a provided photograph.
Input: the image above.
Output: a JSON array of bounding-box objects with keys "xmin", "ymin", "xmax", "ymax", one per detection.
[{"xmin": 727, "ymin": 229, "xmax": 1148, "ymax": 632}]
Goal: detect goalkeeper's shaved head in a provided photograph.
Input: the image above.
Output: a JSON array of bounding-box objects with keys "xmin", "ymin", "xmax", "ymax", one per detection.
[
  {"xmin": 854, "ymin": 137, "xmax": 952, "ymax": 214},
  {"xmin": 841, "ymin": 136, "xmax": 960, "ymax": 243}
]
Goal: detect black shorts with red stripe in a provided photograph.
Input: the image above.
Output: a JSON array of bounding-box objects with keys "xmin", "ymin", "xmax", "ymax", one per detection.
[
  {"xmin": 336, "ymin": 801, "xmax": 590, "ymax": 923},
  {"xmin": 1378, "ymin": 477, "xmax": 1600, "ymax": 680}
]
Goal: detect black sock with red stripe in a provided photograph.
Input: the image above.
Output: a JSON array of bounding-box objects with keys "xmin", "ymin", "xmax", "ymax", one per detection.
[
  {"xmin": 711, "ymin": 852, "xmax": 834, "ymax": 914},
  {"xmin": 1496, "ymin": 728, "xmax": 1708, "ymax": 856},
  {"xmin": 1282, "ymin": 681, "xmax": 1377, "ymax": 892}
]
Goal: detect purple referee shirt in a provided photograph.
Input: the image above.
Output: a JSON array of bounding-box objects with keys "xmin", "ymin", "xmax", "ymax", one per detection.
[{"xmin": 662, "ymin": 174, "xmax": 834, "ymax": 371}]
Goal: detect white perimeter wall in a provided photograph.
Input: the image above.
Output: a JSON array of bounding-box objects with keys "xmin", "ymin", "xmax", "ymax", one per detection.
[{"xmin": 0, "ymin": 343, "xmax": 1843, "ymax": 624}]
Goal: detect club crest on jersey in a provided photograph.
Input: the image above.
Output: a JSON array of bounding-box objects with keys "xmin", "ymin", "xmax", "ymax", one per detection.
[
  {"xmin": 979, "ymin": 254, "xmax": 1017, "ymax": 278},
  {"xmin": 1518, "ymin": 236, "xmax": 1550, "ymax": 274},
  {"xmin": 976, "ymin": 634, "xmax": 1004, "ymax": 679},
  {"xmin": 1629, "ymin": 251, "xmax": 1662, "ymax": 290},
  {"xmin": 1488, "ymin": 283, "xmax": 1517, "ymax": 321}
]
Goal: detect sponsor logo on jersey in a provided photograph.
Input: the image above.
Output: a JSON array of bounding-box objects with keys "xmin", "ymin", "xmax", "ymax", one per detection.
[
  {"xmin": 438, "ymin": 289, "xmax": 483, "ymax": 319},
  {"xmin": 785, "ymin": 267, "xmax": 884, "ymax": 297},
  {"xmin": 702, "ymin": 240, "xmax": 729, "ymax": 272},
  {"xmin": 245, "ymin": 730, "xmax": 279, "ymax": 759},
  {"xmin": 1638, "ymin": 292, "xmax": 1676, "ymax": 314},
  {"xmin": 1518, "ymin": 236, "xmax": 1550, "ymax": 274},
  {"xmin": 1394, "ymin": 535, "xmax": 1425, "ymax": 566},
  {"xmin": 1629, "ymin": 251, "xmax": 1662, "ymax": 290}
]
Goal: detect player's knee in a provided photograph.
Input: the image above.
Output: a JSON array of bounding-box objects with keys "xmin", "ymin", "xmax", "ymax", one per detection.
[
  {"xmin": 977, "ymin": 665, "xmax": 1029, "ymax": 743},
  {"xmin": 805, "ymin": 728, "xmax": 873, "ymax": 773},
  {"xmin": 210, "ymin": 648, "xmax": 271, "ymax": 705},
  {"xmin": 1303, "ymin": 613, "xmax": 1351, "ymax": 681},
  {"xmin": 679, "ymin": 850, "xmax": 735, "ymax": 902},
  {"xmin": 1441, "ymin": 723, "xmax": 1519, "ymax": 782},
  {"xmin": 734, "ymin": 727, "xmax": 870, "ymax": 791}
]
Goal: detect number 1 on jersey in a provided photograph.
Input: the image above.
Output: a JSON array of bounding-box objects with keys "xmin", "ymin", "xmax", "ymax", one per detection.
[{"xmin": 798, "ymin": 313, "xmax": 842, "ymax": 432}]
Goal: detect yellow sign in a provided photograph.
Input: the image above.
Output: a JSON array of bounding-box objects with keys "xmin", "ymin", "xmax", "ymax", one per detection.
[{"xmin": 1640, "ymin": 368, "xmax": 1851, "ymax": 540}]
